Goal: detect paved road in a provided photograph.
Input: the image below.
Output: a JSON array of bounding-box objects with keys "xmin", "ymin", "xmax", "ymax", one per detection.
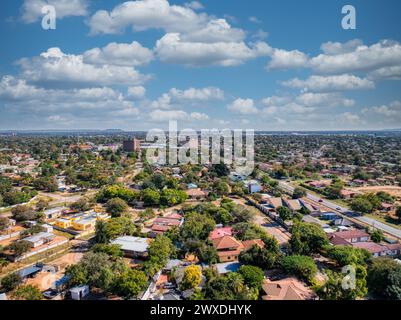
[{"xmin": 278, "ymin": 181, "xmax": 401, "ymax": 240}]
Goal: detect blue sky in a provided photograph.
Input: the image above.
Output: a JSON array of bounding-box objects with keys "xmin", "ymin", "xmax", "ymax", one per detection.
[{"xmin": 0, "ymin": 0, "xmax": 401, "ymax": 130}]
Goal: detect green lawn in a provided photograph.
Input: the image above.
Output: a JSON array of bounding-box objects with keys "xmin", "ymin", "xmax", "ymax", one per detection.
[{"xmin": 365, "ymin": 213, "xmax": 401, "ymax": 231}]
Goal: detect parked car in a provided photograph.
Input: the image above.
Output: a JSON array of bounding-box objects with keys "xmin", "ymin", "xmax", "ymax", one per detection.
[{"xmin": 43, "ymin": 289, "xmax": 59, "ymax": 300}]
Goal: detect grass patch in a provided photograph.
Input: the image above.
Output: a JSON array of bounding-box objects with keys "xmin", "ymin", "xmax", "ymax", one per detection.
[{"xmin": 365, "ymin": 213, "xmax": 401, "ymax": 231}]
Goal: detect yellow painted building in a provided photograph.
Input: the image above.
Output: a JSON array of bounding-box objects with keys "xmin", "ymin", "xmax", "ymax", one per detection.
[
  {"xmin": 54, "ymin": 218, "xmax": 72, "ymax": 229},
  {"xmin": 71, "ymin": 217, "xmax": 97, "ymax": 231}
]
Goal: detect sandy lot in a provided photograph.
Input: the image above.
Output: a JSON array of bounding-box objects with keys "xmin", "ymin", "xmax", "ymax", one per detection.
[
  {"xmin": 348, "ymin": 186, "xmax": 401, "ymax": 199},
  {"xmin": 50, "ymin": 252, "xmax": 83, "ymax": 270},
  {"xmin": 25, "ymin": 252, "xmax": 83, "ymax": 291}
]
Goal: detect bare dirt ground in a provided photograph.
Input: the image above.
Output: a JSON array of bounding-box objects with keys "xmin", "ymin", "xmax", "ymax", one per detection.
[
  {"xmin": 50, "ymin": 252, "xmax": 83, "ymax": 269},
  {"xmin": 348, "ymin": 186, "xmax": 401, "ymax": 199},
  {"xmin": 25, "ymin": 252, "xmax": 83, "ymax": 291}
]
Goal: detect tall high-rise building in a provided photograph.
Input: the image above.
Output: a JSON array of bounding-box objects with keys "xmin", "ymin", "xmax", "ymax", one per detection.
[{"xmin": 123, "ymin": 138, "xmax": 141, "ymax": 152}]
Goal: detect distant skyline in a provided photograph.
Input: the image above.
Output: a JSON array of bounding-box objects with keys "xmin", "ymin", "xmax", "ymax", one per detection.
[{"xmin": 1, "ymin": 0, "xmax": 401, "ymax": 131}]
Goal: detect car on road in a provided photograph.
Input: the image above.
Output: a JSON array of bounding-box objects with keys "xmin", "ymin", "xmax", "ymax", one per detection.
[
  {"xmin": 318, "ymin": 199, "xmax": 323, "ymax": 203},
  {"xmin": 336, "ymin": 207, "xmax": 341, "ymax": 211}
]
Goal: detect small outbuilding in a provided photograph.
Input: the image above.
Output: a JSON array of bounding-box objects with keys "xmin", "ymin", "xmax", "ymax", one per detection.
[{"xmin": 70, "ymin": 285, "xmax": 90, "ymax": 300}]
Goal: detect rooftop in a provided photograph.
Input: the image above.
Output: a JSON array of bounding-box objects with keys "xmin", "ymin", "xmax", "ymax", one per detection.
[
  {"xmin": 262, "ymin": 277, "xmax": 317, "ymax": 300},
  {"xmin": 111, "ymin": 236, "xmax": 150, "ymax": 253}
]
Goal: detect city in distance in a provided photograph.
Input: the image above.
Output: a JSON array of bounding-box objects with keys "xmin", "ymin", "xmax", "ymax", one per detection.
[{"xmin": 1, "ymin": 0, "xmax": 401, "ymax": 306}]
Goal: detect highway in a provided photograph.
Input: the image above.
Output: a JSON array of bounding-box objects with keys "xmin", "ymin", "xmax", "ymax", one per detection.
[{"xmin": 278, "ymin": 181, "xmax": 401, "ymax": 240}]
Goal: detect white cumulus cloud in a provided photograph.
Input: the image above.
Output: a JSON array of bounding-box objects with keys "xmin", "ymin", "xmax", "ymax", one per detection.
[
  {"xmin": 21, "ymin": 0, "xmax": 88, "ymax": 23},
  {"xmin": 227, "ymin": 98, "xmax": 258, "ymax": 114},
  {"xmin": 83, "ymin": 41, "xmax": 154, "ymax": 67},
  {"xmin": 282, "ymin": 74, "xmax": 374, "ymax": 92}
]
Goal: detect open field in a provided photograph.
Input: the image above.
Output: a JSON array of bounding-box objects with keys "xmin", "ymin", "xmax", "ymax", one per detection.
[{"xmin": 348, "ymin": 186, "xmax": 401, "ymax": 199}]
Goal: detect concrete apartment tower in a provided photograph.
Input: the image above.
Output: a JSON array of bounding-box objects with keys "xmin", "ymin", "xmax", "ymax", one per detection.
[{"xmin": 123, "ymin": 138, "xmax": 141, "ymax": 152}]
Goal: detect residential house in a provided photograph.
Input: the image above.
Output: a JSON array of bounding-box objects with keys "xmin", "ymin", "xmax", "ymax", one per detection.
[
  {"xmin": 284, "ymin": 199, "xmax": 302, "ymax": 211},
  {"xmin": 111, "ymin": 236, "xmax": 150, "ymax": 258},
  {"xmin": 328, "ymin": 230, "xmax": 370, "ymax": 245},
  {"xmin": 340, "ymin": 190, "xmax": 359, "ymax": 200},
  {"xmin": 381, "ymin": 203, "xmax": 395, "ymax": 212},
  {"xmin": 212, "ymin": 235, "xmax": 264, "ymax": 263},
  {"xmin": 44, "ymin": 207, "xmax": 67, "ymax": 220},
  {"xmin": 149, "ymin": 213, "xmax": 183, "ymax": 237},
  {"xmin": 186, "ymin": 188, "xmax": 209, "ymax": 201},
  {"xmin": 72, "ymin": 217, "xmax": 97, "ymax": 231},
  {"xmin": 308, "ymin": 181, "xmax": 330, "ymax": 189},
  {"xmin": 244, "ymin": 180, "xmax": 262, "ymax": 194},
  {"xmin": 261, "ymin": 277, "xmax": 317, "ymax": 300},
  {"xmin": 54, "ymin": 218, "xmax": 72, "ymax": 229},
  {"xmin": 266, "ymin": 197, "xmax": 283, "ymax": 210},
  {"xmin": 353, "ymin": 242, "xmax": 401, "ymax": 258},
  {"xmin": 24, "ymin": 232, "xmax": 55, "ymax": 248},
  {"xmin": 209, "ymin": 227, "xmax": 233, "ymax": 240},
  {"xmin": 299, "ymin": 200, "xmax": 320, "ymax": 214},
  {"xmin": 301, "ymin": 215, "xmax": 329, "ymax": 228}
]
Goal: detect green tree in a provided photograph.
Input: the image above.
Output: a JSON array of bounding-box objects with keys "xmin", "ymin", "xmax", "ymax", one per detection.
[
  {"xmin": 396, "ymin": 206, "xmax": 401, "ymax": 223},
  {"xmin": 11, "ymin": 285, "xmax": 42, "ymax": 300},
  {"xmin": 113, "ymin": 269, "xmax": 148, "ymax": 299},
  {"xmin": 325, "ymin": 180, "xmax": 344, "ymax": 200},
  {"xmin": 139, "ymin": 208, "xmax": 156, "ymax": 221},
  {"xmin": 11, "ymin": 205, "xmax": 37, "ymax": 222},
  {"xmin": 316, "ymin": 266, "xmax": 368, "ymax": 300},
  {"xmin": 277, "ymin": 206, "xmax": 292, "ymax": 221},
  {"xmin": 289, "ymin": 222, "xmax": 329, "ymax": 255},
  {"xmin": 292, "ymin": 187, "xmax": 306, "ymax": 199},
  {"xmin": 376, "ymin": 191, "xmax": 394, "ymax": 204},
  {"xmin": 70, "ymin": 197, "xmax": 91, "ymax": 212},
  {"xmin": 238, "ymin": 265, "xmax": 265, "ymax": 289},
  {"xmin": 0, "ymin": 257, "xmax": 9, "ymax": 272},
  {"xmin": 204, "ymin": 272, "xmax": 258, "ymax": 300},
  {"xmin": 367, "ymin": 257, "xmax": 401, "ymax": 300},
  {"xmin": 0, "ymin": 217, "xmax": 9, "ymax": 232},
  {"xmin": 65, "ymin": 263, "xmax": 88, "ymax": 286},
  {"xmin": 105, "ymin": 217, "xmax": 138, "ymax": 241},
  {"xmin": 350, "ymin": 197, "xmax": 373, "ymax": 214},
  {"xmin": 33, "ymin": 177, "xmax": 58, "ymax": 192},
  {"xmin": 370, "ymin": 230, "xmax": 384, "ymax": 243},
  {"xmin": 239, "ymin": 244, "xmax": 278, "ymax": 270},
  {"xmin": 142, "ymin": 188, "xmax": 161, "ymax": 206},
  {"xmin": 326, "ymin": 245, "xmax": 371, "ymax": 267},
  {"xmin": 95, "ymin": 220, "xmax": 109, "ymax": 244},
  {"xmin": 1, "ymin": 273, "xmax": 22, "ymax": 292},
  {"xmin": 91, "ymin": 243, "xmax": 123, "ymax": 258},
  {"xmin": 180, "ymin": 212, "xmax": 215, "ymax": 241},
  {"xmin": 160, "ymin": 189, "xmax": 188, "ymax": 207},
  {"xmin": 35, "ymin": 199, "xmax": 49, "ymax": 212},
  {"xmin": 144, "ymin": 235, "xmax": 174, "ymax": 276},
  {"xmin": 7, "ymin": 240, "xmax": 31, "ymax": 257},
  {"xmin": 106, "ymin": 198, "xmax": 128, "ymax": 217},
  {"xmin": 213, "ymin": 181, "xmax": 230, "ymax": 196},
  {"xmin": 280, "ymin": 255, "xmax": 318, "ymax": 283},
  {"xmin": 96, "ymin": 185, "xmax": 139, "ymax": 203},
  {"xmin": 210, "ymin": 164, "xmax": 230, "ymax": 177},
  {"xmin": 231, "ymin": 205, "xmax": 254, "ymax": 223}
]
